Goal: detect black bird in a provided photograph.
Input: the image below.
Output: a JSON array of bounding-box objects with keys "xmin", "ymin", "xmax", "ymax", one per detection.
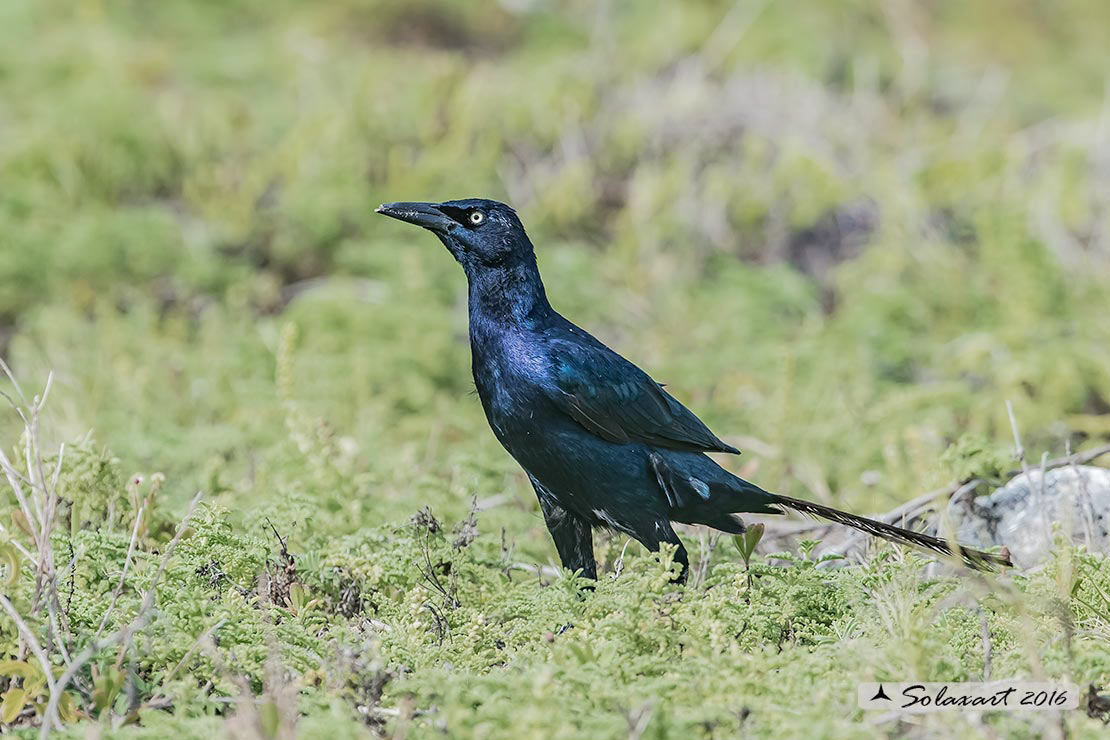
[{"xmin": 376, "ymin": 198, "xmax": 1011, "ymax": 580}]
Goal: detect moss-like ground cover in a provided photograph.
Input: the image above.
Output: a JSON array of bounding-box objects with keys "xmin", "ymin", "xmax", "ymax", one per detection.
[{"xmin": 2, "ymin": 1, "xmax": 1110, "ymax": 737}]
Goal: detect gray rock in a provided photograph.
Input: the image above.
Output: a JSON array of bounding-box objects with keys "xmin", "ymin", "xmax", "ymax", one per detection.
[{"xmin": 947, "ymin": 466, "xmax": 1110, "ymax": 568}]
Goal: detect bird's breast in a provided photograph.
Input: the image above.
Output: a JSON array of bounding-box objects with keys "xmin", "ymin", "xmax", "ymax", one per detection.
[{"xmin": 471, "ymin": 332, "xmax": 556, "ymax": 447}]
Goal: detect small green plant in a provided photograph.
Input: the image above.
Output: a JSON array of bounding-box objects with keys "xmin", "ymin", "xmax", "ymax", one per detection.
[
  {"xmin": 0, "ymin": 660, "xmax": 79, "ymax": 725},
  {"xmin": 940, "ymin": 433, "xmax": 1011, "ymax": 483},
  {"xmin": 89, "ymin": 664, "xmax": 124, "ymax": 717},
  {"xmin": 734, "ymin": 522, "xmax": 765, "ymax": 594},
  {"xmin": 767, "ymin": 539, "xmax": 847, "ymax": 570}
]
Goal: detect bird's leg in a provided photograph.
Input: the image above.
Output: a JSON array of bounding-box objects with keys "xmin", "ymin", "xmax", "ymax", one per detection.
[
  {"xmin": 639, "ymin": 520, "xmax": 689, "ymax": 584},
  {"xmin": 529, "ymin": 476, "xmax": 597, "ymax": 580},
  {"xmin": 540, "ymin": 502, "xmax": 597, "ymax": 580}
]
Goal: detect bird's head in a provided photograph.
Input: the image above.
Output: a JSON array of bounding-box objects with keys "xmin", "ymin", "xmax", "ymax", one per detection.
[{"xmin": 376, "ymin": 198, "xmax": 531, "ymax": 271}]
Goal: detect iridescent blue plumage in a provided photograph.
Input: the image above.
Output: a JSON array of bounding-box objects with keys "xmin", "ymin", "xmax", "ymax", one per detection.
[
  {"xmin": 543, "ymin": 331, "xmax": 740, "ymax": 453},
  {"xmin": 376, "ymin": 198, "xmax": 1011, "ymax": 580}
]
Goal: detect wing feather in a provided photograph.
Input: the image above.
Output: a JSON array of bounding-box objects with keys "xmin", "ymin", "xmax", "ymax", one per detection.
[{"xmin": 543, "ymin": 331, "xmax": 739, "ymax": 454}]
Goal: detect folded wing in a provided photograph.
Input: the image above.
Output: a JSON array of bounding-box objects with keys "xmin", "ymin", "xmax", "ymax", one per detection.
[{"xmin": 542, "ymin": 331, "xmax": 739, "ymax": 454}]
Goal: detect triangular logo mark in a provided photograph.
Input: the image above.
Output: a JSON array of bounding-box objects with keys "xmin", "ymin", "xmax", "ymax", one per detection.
[{"xmin": 871, "ymin": 684, "xmax": 892, "ymax": 701}]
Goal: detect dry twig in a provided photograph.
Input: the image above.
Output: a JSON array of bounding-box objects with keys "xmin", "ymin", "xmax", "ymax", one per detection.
[{"xmin": 39, "ymin": 492, "xmax": 203, "ymax": 739}]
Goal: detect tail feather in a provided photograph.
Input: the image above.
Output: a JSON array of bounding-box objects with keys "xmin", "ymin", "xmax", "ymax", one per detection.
[{"xmin": 771, "ymin": 494, "xmax": 1012, "ymax": 571}]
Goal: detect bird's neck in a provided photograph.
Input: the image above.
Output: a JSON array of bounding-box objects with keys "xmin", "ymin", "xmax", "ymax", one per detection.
[{"xmin": 465, "ymin": 254, "xmax": 552, "ymax": 332}]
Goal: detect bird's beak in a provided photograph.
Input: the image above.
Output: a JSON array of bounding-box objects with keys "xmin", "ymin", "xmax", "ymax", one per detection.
[{"xmin": 375, "ymin": 202, "xmax": 454, "ymax": 233}]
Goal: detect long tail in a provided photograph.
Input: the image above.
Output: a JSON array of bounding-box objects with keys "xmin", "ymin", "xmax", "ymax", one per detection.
[{"xmin": 771, "ymin": 494, "xmax": 1012, "ymax": 571}]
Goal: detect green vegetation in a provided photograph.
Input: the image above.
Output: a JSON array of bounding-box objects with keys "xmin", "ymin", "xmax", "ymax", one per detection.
[{"xmin": 2, "ymin": 0, "xmax": 1110, "ymax": 736}]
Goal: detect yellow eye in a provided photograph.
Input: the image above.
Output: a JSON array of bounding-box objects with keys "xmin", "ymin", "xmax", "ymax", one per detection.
[{"xmin": 469, "ymin": 211, "xmax": 485, "ymax": 225}]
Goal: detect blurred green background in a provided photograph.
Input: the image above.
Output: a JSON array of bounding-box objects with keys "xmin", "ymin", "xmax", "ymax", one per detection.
[
  {"xmin": 3, "ymin": 0, "xmax": 1110, "ymax": 737},
  {"xmin": 4, "ymin": 0, "xmax": 1109, "ymax": 532}
]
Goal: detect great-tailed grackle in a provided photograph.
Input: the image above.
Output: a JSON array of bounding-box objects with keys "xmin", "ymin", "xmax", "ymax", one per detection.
[{"xmin": 377, "ymin": 198, "xmax": 1011, "ymax": 580}]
